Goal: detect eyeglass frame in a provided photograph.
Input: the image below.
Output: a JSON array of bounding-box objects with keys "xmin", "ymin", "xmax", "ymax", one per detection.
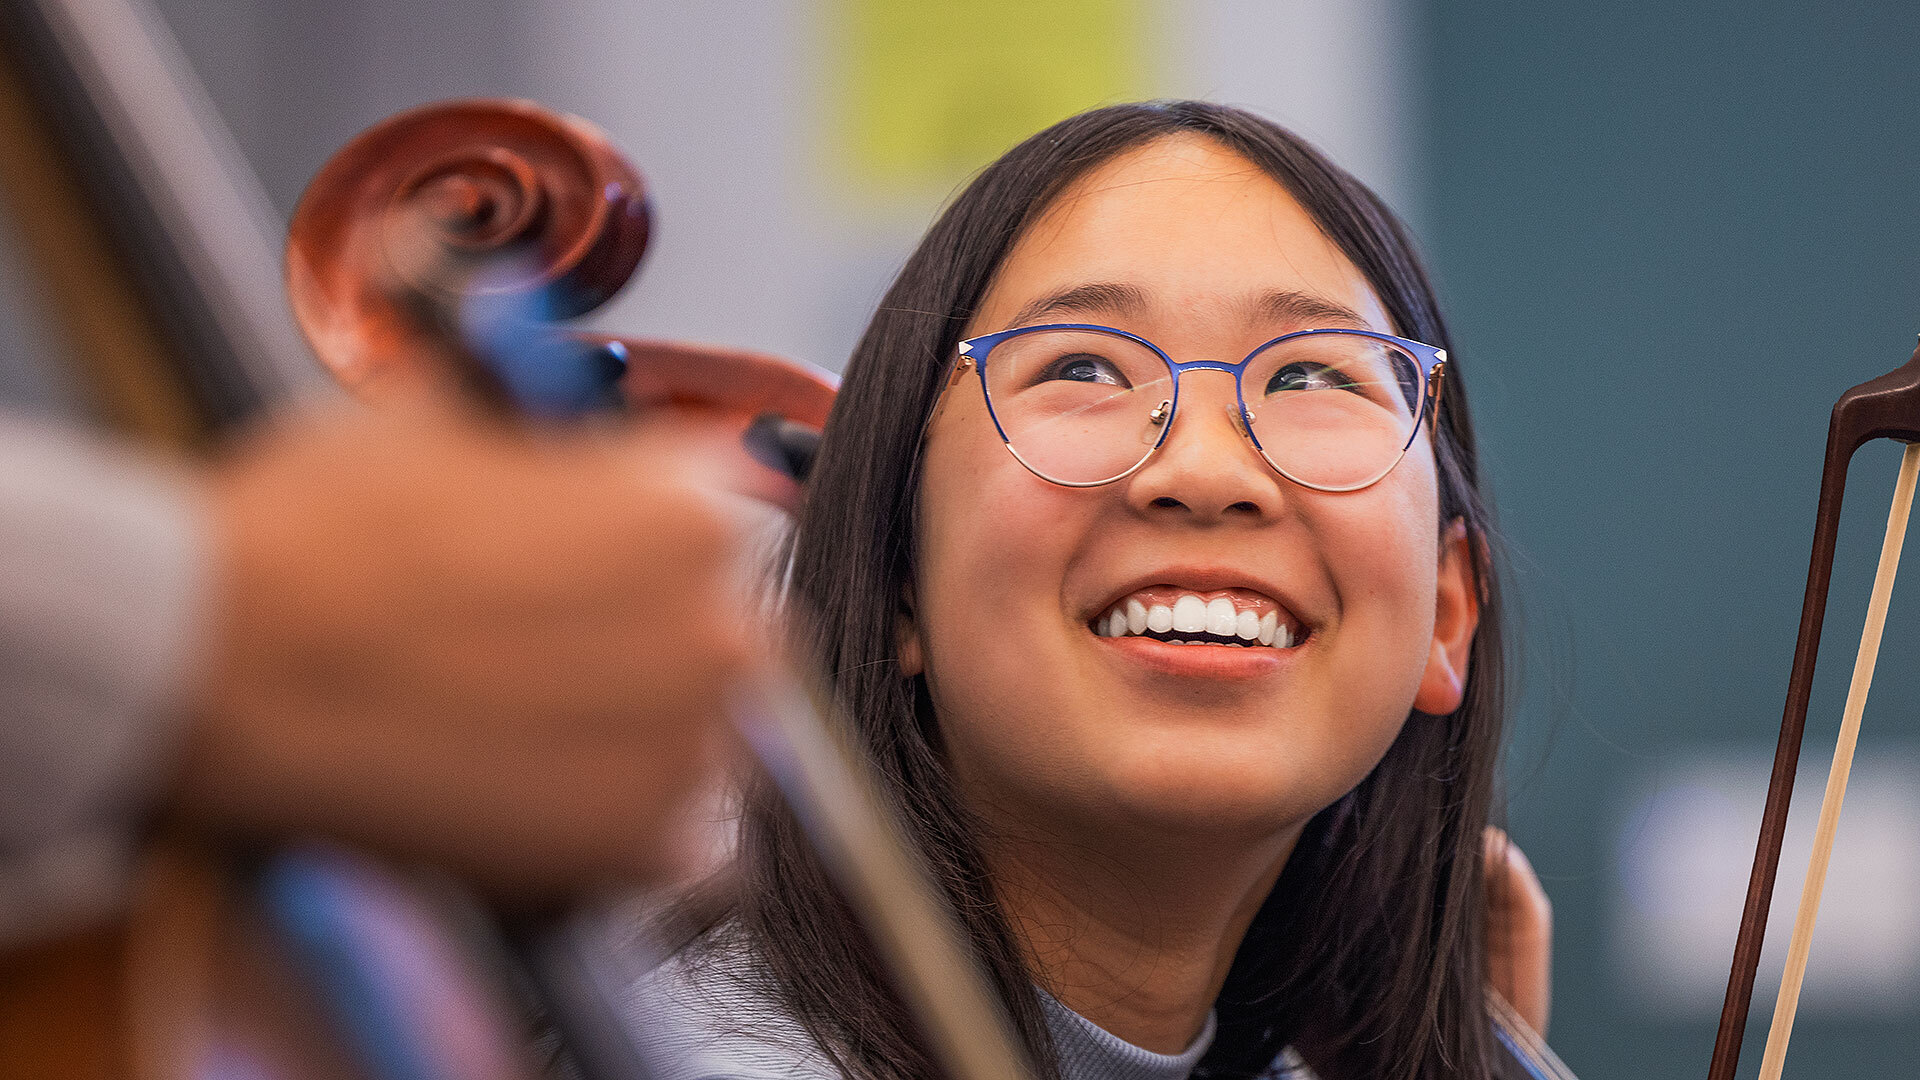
[{"xmin": 943, "ymin": 322, "xmax": 1449, "ymax": 493}]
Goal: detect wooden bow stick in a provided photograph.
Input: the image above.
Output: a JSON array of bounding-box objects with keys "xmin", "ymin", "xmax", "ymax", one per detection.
[
  {"xmin": 1708, "ymin": 345, "xmax": 1920, "ymax": 1080},
  {"xmin": 1756, "ymin": 441, "xmax": 1918, "ymax": 1078}
]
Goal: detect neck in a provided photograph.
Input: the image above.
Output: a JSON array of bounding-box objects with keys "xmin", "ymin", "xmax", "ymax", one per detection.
[{"xmin": 981, "ymin": 813, "xmax": 1306, "ymax": 1055}]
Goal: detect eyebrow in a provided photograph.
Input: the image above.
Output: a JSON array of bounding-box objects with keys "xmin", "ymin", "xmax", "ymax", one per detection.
[
  {"xmin": 1003, "ymin": 282, "xmax": 1373, "ymax": 334},
  {"xmin": 1006, "ymin": 281, "xmax": 1149, "ymax": 330},
  {"xmin": 1245, "ymin": 289, "xmax": 1371, "ymax": 331}
]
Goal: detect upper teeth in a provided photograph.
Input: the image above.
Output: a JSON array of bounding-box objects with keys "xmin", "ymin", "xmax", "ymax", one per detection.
[{"xmin": 1094, "ymin": 592, "xmax": 1294, "ymax": 648}]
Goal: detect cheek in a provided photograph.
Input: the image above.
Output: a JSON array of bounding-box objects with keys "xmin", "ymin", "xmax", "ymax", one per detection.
[
  {"xmin": 911, "ymin": 399, "xmax": 1090, "ymax": 710},
  {"xmin": 915, "ymin": 404, "xmax": 1059, "ymax": 616},
  {"xmin": 911, "ymin": 398, "xmax": 1136, "ymax": 813},
  {"xmin": 1313, "ymin": 452, "xmax": 1443, "ymax": 738}
]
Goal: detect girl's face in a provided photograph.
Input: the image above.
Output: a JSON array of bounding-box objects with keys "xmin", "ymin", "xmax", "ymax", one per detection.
[{"xmin": 907, "ymin": 134, "xmax": 1478, "ymax": 848}]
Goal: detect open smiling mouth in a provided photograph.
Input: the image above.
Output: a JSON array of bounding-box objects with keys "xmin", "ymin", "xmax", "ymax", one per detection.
[{"xmin": 1089, "ymin": 588, "xmax": 1305, "ymax": 649}]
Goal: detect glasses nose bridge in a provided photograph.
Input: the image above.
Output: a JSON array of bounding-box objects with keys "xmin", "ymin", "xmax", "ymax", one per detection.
[
  {"xmin": 1170, "ymin": 355, "xmax": 1251, "ymax": 413},
  {"xmin": 1159, "ymin": 359, "xmax": 1258, "ymax": 454},
  {"xmin": 1170, "ymin": 356, "xmax": 1243, "ymax": 380}
]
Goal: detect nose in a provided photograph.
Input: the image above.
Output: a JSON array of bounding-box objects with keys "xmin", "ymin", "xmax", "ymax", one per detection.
[{"xmin": 1123, "ymin": 369, "xmax": 1285, "ymax": 522}]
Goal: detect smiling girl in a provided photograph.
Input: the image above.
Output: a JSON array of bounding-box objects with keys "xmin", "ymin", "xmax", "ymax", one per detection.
[{"xmin": 627, "ymin": 101, "xmax": 1555, "ymax": 1080}]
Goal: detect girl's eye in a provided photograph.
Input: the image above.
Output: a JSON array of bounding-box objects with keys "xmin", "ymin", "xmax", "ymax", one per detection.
[
  {"xmin": 1042, "ymin": 352, "xmax": 1132, "ymax": 388},
  {"xmin": 1263, "ymin": 361, "xmax": 1359, "ymax": 396}
]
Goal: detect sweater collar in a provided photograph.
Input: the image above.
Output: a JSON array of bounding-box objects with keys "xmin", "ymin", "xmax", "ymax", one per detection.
[{"xmin": 1036, "ymin": 988, "xmax": 1217, "ymax": 1080}]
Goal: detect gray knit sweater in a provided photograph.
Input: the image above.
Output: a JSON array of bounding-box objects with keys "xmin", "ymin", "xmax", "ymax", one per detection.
[{"xmin": 617, "ymin": 939, "xmax": 1316, "ymax": 1080}]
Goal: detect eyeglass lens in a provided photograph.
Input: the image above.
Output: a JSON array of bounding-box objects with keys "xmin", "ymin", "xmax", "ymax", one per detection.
[{"xmin": 980, "ymin": 328, "xmax": 1424, "ymax": 490}]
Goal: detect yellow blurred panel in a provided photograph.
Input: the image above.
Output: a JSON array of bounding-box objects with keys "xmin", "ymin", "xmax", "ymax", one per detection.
[{"xmin": 831, "ymin": 0, "xmax": 1148, "ymax": 197}]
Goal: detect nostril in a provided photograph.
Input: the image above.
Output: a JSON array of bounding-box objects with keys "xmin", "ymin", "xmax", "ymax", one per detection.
[{"xmin": 1151, "ymin": 496, "xmax": 1184, "ymax": 509}]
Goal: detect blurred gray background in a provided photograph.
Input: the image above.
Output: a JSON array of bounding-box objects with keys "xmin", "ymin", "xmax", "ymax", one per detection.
[{"xmin": 3, "ymin": 1, "xmax": 1916, "ymax": 1076}]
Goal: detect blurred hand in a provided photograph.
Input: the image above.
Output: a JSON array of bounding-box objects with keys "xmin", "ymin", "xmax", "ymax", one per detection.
[
  {"xmin": 170, "ymin": 401, "xmax": 751, "ymax": 899},
  {"xmin": 1484, "ymin": 827, "xmax": 1553, "ymax": 1035}
]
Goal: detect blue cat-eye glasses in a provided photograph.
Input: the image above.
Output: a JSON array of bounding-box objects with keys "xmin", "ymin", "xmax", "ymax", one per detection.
[{"xmin": 945, "ymin": 323, "xmax": 1447, "ymax": 493}]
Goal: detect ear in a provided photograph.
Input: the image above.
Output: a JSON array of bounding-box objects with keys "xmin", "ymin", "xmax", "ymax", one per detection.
[
  {"xmin": 1413, "ymin": 518, "xmax": 1481, "ymax": 715},
  {"xmin": 897, "ymin": 587, "xmax": 925, "ymax": 677}
]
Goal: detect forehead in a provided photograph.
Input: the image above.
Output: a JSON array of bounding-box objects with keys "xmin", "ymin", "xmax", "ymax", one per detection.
[{"xmin": 972, "ymin": 134, "xmax": 1393, "ymax": 339}]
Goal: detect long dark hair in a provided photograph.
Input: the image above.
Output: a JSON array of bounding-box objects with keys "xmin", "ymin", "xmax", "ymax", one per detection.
[{"xmin": 710, "ymin": 101, "xmax": 1509, "ymax": 1080}]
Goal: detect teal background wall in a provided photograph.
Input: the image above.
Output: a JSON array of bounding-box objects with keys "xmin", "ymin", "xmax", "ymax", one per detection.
[{"xmin": 1422, "ymin": 3, "xmax": 1920, "ymax": 1076}]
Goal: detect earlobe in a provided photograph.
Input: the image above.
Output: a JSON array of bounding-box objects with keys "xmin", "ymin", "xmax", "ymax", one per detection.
[
  {"xmin": 1413, "ymin": 519, "xmax": 1481, "ymax": 715},
  {"xmin": 897, "ymin": 595, "xmax": 925, "ymax": 678}
]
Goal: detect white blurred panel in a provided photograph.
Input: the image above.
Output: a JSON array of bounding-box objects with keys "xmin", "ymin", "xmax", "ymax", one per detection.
[
  {"xmin": 1157, "ymin": 0, "xmax": 1420, "ymax": 226},
  {"xmin": 514, "ymin": 0, "xmax": 851, "ymax": 368},
  {"xmin": 1612, "ymin": 748, "xmax": 1920, "ymax": 1016}
]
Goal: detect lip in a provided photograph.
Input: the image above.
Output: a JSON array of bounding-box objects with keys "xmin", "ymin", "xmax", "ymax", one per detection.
[
  {"xmin": 1085, "ymin": 564, "xmax": 1316, "ymax": 640},
  {"xmin": 1096, "ymin": 634, "xmax": 1290, "ymax": 679}
]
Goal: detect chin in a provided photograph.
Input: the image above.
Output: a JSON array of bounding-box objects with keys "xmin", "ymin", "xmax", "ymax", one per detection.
[{"xmin": 1089, "ymin": 737, "xmax": 1350, "ymax": 841}]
